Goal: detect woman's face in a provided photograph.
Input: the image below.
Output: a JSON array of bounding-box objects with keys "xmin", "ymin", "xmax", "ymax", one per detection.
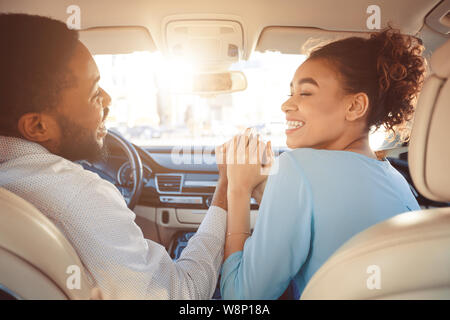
[{"xmin": 282, "ymin": 58, "xmax": 354, "ymax": 150}]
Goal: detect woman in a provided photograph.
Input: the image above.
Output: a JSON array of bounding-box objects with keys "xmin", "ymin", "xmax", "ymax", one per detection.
[{"xmin": 220, "ymin": 28, "xmax": 426, "ymax": 299}]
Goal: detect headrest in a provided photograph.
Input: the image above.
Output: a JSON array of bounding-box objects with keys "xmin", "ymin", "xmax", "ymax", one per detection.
[{"xmin": 409, "ymin": 39, "xmax": 450, "ymax": 202}]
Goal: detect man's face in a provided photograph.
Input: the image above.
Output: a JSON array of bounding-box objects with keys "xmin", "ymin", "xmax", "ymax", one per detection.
[{"xmin": 53, "ymin": 41, "xmax": 111, "ymax": 162}]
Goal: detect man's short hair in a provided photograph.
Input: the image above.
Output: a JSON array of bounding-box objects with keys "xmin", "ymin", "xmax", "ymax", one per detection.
[{"xmin": 0, "ymin": 13, "xmax": 79, "ymax": 137}]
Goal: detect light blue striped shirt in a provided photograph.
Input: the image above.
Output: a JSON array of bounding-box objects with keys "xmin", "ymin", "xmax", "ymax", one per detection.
[{"xmin": 220, "ymin": 148, "xmax": 420, "ymax": 299}]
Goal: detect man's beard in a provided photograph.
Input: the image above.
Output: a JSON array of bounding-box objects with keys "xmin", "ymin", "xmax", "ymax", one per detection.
[{"xmin": 54, "ymin": 114, "xmax": 109, "ymax": 163}]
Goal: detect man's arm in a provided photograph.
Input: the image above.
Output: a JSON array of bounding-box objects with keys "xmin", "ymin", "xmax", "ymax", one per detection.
[
  {"xmin": 251, "ymin": 179, "xmax": 267, "ymax": 205},
  {"xmin": 175, "ymin": 174, "xmax": 228, "ymax": 298},
  {"xmin": 61, "ymin": 173, "xmax": 227, "ymax": 299},
  {"xmin": 211, "ymin": 175, "xmax": 228, "ymax": 211},
  {"xmin": 212, "ymin": 143, "xmax": 228, "ymax": 211}
]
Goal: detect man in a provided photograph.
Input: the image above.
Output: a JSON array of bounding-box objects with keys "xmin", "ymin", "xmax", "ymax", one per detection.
[{"xmin": 0, "ymin": 13, "xmax": 228, "ymax": 299}]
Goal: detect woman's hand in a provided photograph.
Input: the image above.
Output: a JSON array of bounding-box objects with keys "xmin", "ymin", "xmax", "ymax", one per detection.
[{"xmin": 226, "ymin": 129, "xmax": 274, "ymax": 195}]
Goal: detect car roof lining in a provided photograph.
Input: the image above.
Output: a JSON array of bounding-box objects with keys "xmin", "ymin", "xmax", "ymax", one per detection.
[
  {"xmin": 1, "ymin": 0, "xmax": 446, "ymax": 57},
  {"xmin": 79, "ymin": 26, "xmax": 157, "ymax": 55},
  {"xmin": 256, "ymin": 27, "xmax": 371, "ymax": 55}
]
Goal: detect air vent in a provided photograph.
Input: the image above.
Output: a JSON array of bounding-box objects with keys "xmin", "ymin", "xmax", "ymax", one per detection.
[{"xmin": 156, "ymin": 174, "xmax": 183, "ymax": 193}]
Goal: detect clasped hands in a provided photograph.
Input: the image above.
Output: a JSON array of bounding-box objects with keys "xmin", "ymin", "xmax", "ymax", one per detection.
[{"xmin": 215, "ymin": 128, "xmax": 274, "ymax": 204}]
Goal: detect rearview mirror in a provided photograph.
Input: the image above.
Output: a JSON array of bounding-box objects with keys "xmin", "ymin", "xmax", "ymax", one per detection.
[
  {"xmin": 172, "ymin": 71, "xmax": 247, "ymax": 95},
  {"xmin": 193, "ymin": 71, "xmax": 247, "ymax": 94}
]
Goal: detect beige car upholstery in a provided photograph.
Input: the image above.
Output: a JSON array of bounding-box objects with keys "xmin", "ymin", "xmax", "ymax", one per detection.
[
  {"xmin": 301, "ymin": 39, "xmax": 450, "ymax": 300},
  {"xmin": 0, "ymin": 188, "xmax": 98, "ymax": 299},
  {"xmin": 300, "ymin": 208, "xmax": 450, "ymax": 299},
  {"xmin": 409, "ymin": 39, "xmax": 450, "ymax": 202}
]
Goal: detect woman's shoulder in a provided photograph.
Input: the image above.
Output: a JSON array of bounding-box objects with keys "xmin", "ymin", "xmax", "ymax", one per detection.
[
  {"xmin": 277, "ymin": 148, "xmax": 391, "ymax": 185},
  {"xmin": 269, "ymin": 149, "xmax": 318, "ymax": 185},
  {"xmin": 283, "ymin": 147, "xmax": 388, "ymax": 167},
  {"xmin": 280, "ymin": 148, "xmax": 338, "ymax": 168}
]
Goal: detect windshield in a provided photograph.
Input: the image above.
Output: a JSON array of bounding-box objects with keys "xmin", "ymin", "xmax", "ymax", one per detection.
[{"xmin": 95, "ymin": 51, "xmax": 387, "ymax": 150}]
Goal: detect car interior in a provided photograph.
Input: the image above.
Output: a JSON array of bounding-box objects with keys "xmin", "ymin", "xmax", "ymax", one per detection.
[{"xmin": 0, "ymin": 0, "xmax": 449, "ymax": 300}]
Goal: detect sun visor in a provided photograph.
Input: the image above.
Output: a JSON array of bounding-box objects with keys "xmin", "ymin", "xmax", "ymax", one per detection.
[
  {"xmin": 425, "ymin": 0, "xmax": 450, "ymax": 35},
  {"xmin": 256, "ymin": 27, "xmax": 370, "ymax": 55},
  {"xmin": 79, "ymin": 26, "xmax": 157, "ymax": 55}
]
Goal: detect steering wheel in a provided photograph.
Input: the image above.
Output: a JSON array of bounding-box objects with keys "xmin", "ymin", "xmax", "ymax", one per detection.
[{"xmin": 105, "ymin": 130, "xmax": 144, "ymax": 210}]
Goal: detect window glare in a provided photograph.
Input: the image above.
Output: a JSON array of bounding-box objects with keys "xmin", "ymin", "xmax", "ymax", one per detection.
[
  {"xmin": 94, "ymin": 51, "xmax": 390, "ymax": 149},
  {"xmin": 94, "ymin": 51, "xmax": 305, "ymax": 147}
]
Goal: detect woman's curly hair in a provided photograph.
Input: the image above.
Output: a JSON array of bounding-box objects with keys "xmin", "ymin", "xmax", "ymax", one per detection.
[{"xmin": 307, "ymin": 27, "xmax": 426, "ymax": 142}]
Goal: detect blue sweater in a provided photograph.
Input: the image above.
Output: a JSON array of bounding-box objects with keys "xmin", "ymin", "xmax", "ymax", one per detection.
[{"xmin": 220, "ymin": 148, "xmax": 420, "ymax": 299}]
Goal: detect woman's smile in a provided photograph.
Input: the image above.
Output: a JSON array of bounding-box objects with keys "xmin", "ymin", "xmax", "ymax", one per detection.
[{"xmin": 285, "ymin": 120, "xmax": 306, "ymax": 134}]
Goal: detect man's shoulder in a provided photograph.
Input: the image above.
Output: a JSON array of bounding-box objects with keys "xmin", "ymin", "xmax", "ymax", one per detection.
[
  {"xmin": 37, "ymin": 157, "xmax": 128, "ymax": 217},
  {"xmin": 24, "ymin": 153, "xmax": 119, "ymax": 202},
  {"xmin": 0, "ymin": 151, "xmax": 123, "ymax": 219},
  {"xmin": 41, "ymin": 155, "xmax": 105, "ymax": 187},
  {"xmin": 53, "ymin": 159, "xmax": 120, "ymax": 198}
]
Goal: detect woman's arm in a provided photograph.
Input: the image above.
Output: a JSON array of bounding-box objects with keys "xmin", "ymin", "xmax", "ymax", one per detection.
[
  {"xmin": 223, "ymin": 132, "xmax": 271, "ymax": 261},
  {"xmin": 224, "ymin": 188, "xmax": 251, "ymax": 260},
  {"xmin": 221, "ymin": 152, "xmax": 314, "ymax": 300}
]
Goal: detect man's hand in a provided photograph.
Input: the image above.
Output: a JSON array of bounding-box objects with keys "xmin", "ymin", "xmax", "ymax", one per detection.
[
  {"xmin": 210, "ymin": 143, "xmax": 228, "ymax": 211},
  {"xmin": 215, "ymin": 143, "xmax": 227, "ymax": 183},
  {"xmin": 251, "ymin": 178, "xmax": 267, "ymax": 205}
]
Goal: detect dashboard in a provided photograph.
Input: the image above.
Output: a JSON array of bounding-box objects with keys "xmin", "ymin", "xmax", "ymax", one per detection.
[
  {"xmin": 79, "ymin": 143, "xmax": 263, "ymax": 211},
  {"xmin": 117, "ymin": 162, "xmax": 153, "ymax": 188}
]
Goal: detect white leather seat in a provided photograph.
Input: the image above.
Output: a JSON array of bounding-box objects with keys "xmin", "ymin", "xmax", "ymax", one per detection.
[
  {"xmin": 0, "ymin": 187, "xmax": 99, "ymax": 299},
  {"xmin": 301, "ymin": 39, "xmax": 450, "ymax": 300}
]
